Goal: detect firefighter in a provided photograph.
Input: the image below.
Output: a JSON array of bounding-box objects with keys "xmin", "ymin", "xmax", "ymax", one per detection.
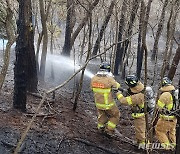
[
  {"xmin": 91, "ymin": 62, "xmax": 120, "ymax": 136},
  {"xmin": 155, "ymin": 77, "xmax": 177, "ymax": 150},
  {"xmin": 116, "ymin": 75, "xmax": 146, "ymax": 146}
]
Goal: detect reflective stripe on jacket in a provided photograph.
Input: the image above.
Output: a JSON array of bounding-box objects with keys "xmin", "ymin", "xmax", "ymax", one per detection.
[
  {"xmin": 116, "ymin": 91, "xmax": 145, "ymax": 118},
  {"xmin": 157, "ymin": 92, "xmax": 175, "ymax": 119},
  {"xmin": 93, "ymin": 88, "xmax": 115, "ymax": 110},
  {"xmin": 91, "ymin": 74, "xmax": 120, "ymax": 110}
]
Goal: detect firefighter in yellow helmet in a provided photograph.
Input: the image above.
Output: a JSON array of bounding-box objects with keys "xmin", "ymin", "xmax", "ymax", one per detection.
[
  {"xmin": 91, "ymin": 62, "xmax": 120, "ymax": 136},
  {"xmin": 116, "ymin": 75, "xmax": 146, "ymax": 146},
  {"xmin": 155, "ymin": 77, "xmax": 177, "ymax": 150}
]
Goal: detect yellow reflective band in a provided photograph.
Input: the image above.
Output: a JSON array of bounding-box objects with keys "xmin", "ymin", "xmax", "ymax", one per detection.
[
  {"xmin": 117, "ymin": 93, "xmax": 123, "ymax": 99},
  {"xmin": 107, "ymin": 121, "xmax": 116, "ymax": 129},
  {"xmin": 164, "ymin": 95, "xmax": 173, "ymax": 110},
  {"xmin": 166, "ymin": 103, "xmax": 173, "ymax": 110},
  {"xmin": 96, "ymin": 102, "xmax": 115, "ymax": 110},
  {"xmin": 171, "ymin": 143, "xmax": 176, "ymax": 147},
  {"xmin": 139, "ymin": 103, "xmax": 144, "ymax": 109},
  {"xmin": 97, "ymin": 123, "xmax": 105, "ymax": 129},
  {"xmin": 104, "ymin": 93, "xmax": 109, "ymax": 105},
  {"xmin": 130, "ymin": 81, "xmax": 136, "ymax": 84},
  {"xmin": 170, "ymin": 95, "xmax": 173, "ymax": 101},
  {"xmin": 93, "ymin": 88, "xmax": 111, "ymax": 93},
  {"xmin": 126, "ymin": 97, "xmax": 132, "ymax": 105},
  {"xmin": 160, "ymin": 114, "xmax": 175, "ymax": 119},
  {"xmin": 132, "ymin": 113, "xmax": 144, "ymax": 118},
  {"xmin": 116, "ymin": 83, "xmax": 120, "ymax": 89},
  {"xmin": 157, "ymin": 100, "xmax": 165, "ymax": 108}
]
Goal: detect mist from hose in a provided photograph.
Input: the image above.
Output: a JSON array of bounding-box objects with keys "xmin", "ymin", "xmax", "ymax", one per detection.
[{"xmin": 45, "ymin": 54, "xmax": 94, "ymax": 83}]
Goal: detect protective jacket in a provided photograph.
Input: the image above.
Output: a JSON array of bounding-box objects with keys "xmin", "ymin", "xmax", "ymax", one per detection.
[
  {"xmin": 91, "ymin": 71, "xmax": 120, "ymax": 134},
  {"xmin": 116, "ymin": 81, "xmax": 146, "ymax": 143},
  {"xmin": 155, "ymin": 85, "xmax": 177, "ymax": 149},
  {"xmin": 91, "ymin": 71, "xmax": 120, "ymax": 110},
  {"xmin": 116, "ymin": 81, "xmax": 145, "ymax": 118},
  {"xmin": 157, "ymin": 85, "xmax": 176, "ymax": 119}
]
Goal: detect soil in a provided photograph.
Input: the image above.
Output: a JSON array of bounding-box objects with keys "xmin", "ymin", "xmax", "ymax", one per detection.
[{"xmin": 0, "ymin": 49, "xmax": 178, "ymax": 154}]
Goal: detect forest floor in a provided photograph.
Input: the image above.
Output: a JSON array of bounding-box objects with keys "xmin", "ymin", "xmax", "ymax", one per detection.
[{"xmin": 0, "ymin": 47, "xmax": 179, "ymax": 154}]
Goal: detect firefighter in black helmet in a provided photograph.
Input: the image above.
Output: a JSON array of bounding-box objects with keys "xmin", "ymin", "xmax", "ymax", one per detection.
[{"xmin": 116, "ymin": 75, "xmax": 146, "ymax": 146}]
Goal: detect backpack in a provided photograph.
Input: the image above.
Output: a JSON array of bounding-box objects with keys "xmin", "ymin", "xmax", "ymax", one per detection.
[
  {"xmin": 128, "ymin": 86, "xmax": 155, "ymax": 114},
  {"xmin": 170, "ymin": 89, "xmax": 179, "ymax": 115},
  {"xmin": 145, "ymin": 86, "xmax": 155, "ymax": 114}
]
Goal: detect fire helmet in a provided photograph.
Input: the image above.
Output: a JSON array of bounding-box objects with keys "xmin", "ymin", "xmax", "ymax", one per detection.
[
  {"xmin": 162, "ymin": 77, "xmax": 172, "ymax": 86},
  {"xmin": 125, "ymin": 75, "xmax": 139, "ymax": 88},
  {"xmin": 99, "ymin": 62, "xmax": 111, "ymax": 72}
]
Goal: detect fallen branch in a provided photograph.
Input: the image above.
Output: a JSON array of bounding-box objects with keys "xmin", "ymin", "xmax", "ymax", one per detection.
[
  {"xmin": 114, "ymin": 129, "xmax": 136, "ymax": 146},
  {"xmin": 24, "ymin": 113, "xmax": 54, "ymax": 117},
  {"xmin": 27, "ymin": 92, "xmax": 43, "ymax": 99},
  {"xmin": 72, "ymin": 138, "xmax": 119, "ymax": 154},
  {"xmin": 56, "ymin": 136, "xmax": 65, "ymax": 152}
]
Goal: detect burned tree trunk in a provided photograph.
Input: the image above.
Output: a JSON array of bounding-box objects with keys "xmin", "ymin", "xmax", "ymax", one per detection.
[
  {"xmin": 113, "ymin": 0, "xmax": 127, "ymax": 75},
  {"xmin": 14, "ymin": 0, "xmax": 37, "ymax": 112},
  {"xmin": 168, "ymin": 45, "xmax": 180, "ymax": 80},
  {"xmin": 62, "ymin": 0, "xmax": 75, "ymax": 56},
  {"xmin": 92, "ymin": 0, "xmax": 115, "ymax": 56},
  {"xmin": 136, "ymin": 1, "xmax": 145, "ymax": 79},
  {"xmin": 121, "ymin": 0, "xmax": 140, "ymax": 67},
  {"xmin": 136, "ymin": 0, "xmax": 152, "ymax": 79},
  {"xmin": 27, "ymin": 3, "xmax": 38, "ymax": 92}
]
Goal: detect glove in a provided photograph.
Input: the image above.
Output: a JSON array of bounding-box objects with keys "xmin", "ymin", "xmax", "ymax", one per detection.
[
  {"xmin": 118, "ymin": 88, "xmax": 124, "ymax": 92},
  {"xmin": 112, "ymin": 88, "xmax": 119, "ymax": 93}
]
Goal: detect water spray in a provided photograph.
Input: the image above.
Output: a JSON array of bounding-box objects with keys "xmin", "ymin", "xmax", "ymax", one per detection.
[{"xmin": 45, "ymin": 54, "xmax": 94, "ymax": 82}]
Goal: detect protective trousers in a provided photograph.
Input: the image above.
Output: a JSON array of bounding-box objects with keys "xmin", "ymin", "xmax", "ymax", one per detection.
[
  {"xmin": 134, "ymin": 116, "xmax": 146, "ymax": 143},
  {"xmin": 97, "ymin": 105, "xmax": 120, "ymax": 134},
  {"xmin": 155, "ymin": 117, "xmax": 177, "ymax": 148}
]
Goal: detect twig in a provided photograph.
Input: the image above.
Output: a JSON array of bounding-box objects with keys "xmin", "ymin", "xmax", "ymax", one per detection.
[
  {"xmin": 72, "ymin": 138, "xmax": 119, "ymax": 154},
  {"xmin": 56, "ymin": 136, "xmax": 65, "ymax": 152},
  {"xmin": 24, "ymin": 113, "xmax": 54, "ymax": 117},
  {"xmin": 27, "ymin": 92, "xmax": 43, "ymax": 99},
  {"xmin": 114, "ymin": 129, "xmax": 136, "ymax": 146}
]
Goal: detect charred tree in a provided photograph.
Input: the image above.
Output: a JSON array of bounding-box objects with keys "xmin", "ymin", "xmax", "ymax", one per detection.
[
  {"xmin": 27, "ymin": 2, "xmax": 38, "ymax": 92},
  {"xmin": 62, "ymin": 0, "xmax": 75, "ymax": 56},
  {"xmin": 113, "ymin": 0, "xmax": 127, "ymax": 75},
  {"xmin": 73, "ymin": 14, "xmax": 92, "ymax": 111},
  {"xmin": 168, "ymin": 45, "xmax": 180, "ymax": 80},
  {"xmin": 121, "ymin": 0, "xmax": 140, "ymax": 68},
  {"xmin": 136, "ymin": 0, "xmax": 152, "ymax": 79},
  {"xmin": 14, "ymin": 0, "xmax": 37, "ymax": 112},
  {"xmin": 136, "ymin": 1, "xmax": 145, "ymax": 79},
  {"xmin": 92, "ymin": 0, "xmax": 115, "ymax": 56}
]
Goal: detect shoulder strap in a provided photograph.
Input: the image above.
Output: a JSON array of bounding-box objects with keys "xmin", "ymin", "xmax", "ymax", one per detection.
[{"xmin": 170, "ymin": 90, "xmax": 177, "ymax": 111}]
